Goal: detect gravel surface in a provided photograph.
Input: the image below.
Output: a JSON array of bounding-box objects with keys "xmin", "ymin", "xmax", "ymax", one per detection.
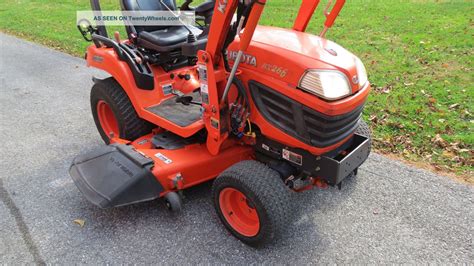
[{"xmin": 0, "ymin": 33, "xmax": 473, "ymax": 264}]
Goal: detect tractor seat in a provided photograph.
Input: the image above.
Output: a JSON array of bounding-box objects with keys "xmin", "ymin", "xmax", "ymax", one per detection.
[
  {"xmin": 137, "ymin": 26, "xmax": 202, "ymax": 52},
  {"xmin": 121, "ymin": 0, "xmax": 205, "ymax": 53}
]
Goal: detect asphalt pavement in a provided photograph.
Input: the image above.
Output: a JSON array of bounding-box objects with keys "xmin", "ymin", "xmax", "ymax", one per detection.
[{"xmin": 0, "ymin": 33, "xmax": 473, "ymax": 264}]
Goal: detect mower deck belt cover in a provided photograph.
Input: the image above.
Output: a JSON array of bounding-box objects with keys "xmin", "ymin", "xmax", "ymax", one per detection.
[{"xmin": 69, "ymin": 144, "xmax": 163, "ymax": 208}]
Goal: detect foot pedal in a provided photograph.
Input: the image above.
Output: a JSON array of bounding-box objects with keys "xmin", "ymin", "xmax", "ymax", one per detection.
[{"xmin": 69, "ymin": 144, "xmax": 163, "ymax": 208}]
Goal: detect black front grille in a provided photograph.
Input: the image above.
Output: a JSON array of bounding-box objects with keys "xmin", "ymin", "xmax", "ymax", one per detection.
[{"xmin": 249, "ymin": 81, "xmax": 364, "ymax": 147}]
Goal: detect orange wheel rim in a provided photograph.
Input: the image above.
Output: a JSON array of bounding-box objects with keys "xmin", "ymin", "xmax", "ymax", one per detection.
[
  {"xmin": 219, "ymin": 187, "xmax": 260, "ymax": 237},
  {"xmin": 97, "ymin": 100, "xmax": 119, "ymax": 138}
]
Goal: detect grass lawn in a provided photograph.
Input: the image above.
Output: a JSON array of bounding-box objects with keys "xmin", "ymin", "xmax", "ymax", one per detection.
[{"xmin": 1, "ymin": 0, "xmax": 473, "ymax": 182}]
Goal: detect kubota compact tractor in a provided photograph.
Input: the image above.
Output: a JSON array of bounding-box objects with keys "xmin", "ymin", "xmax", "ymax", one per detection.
[{"xmin": 73, "ymin": 0, "xmax": 372, "ymax": 246}]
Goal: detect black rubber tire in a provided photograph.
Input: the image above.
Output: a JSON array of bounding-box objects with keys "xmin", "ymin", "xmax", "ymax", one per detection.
[
  {"xmin": 164, "ymin": 192, "xmax": 183, "ymax": 213},
  {"xmin": 90, "ymin": 77, "xmax": 154, "ymax": 144},
  {"xmin": 212, "ymin": 160, "xmax": 294, "ymax": 247}
]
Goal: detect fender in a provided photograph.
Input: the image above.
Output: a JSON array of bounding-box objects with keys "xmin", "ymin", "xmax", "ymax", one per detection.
[
  {"xmin": 86, "ymin": 44, "xmax": 205, "ymax": 138},
  {"xmin": 86, "ymin": 44, "xmax": 149, "ymax": 114}
]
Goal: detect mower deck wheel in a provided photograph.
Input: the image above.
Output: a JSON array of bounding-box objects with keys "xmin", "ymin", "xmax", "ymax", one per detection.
[
  {"xmin": 90, "ymin": 77, "xmax": 154, "ymax": 144},
  {"xmin": 212, "ymin": 160, "xmax": 294, "ymax": 247},
  {"xmin": 164, "ymin": 192, "xmax": 182, "ymax": 213}
]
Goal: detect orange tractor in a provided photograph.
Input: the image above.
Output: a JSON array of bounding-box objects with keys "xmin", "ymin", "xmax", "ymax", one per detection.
[{"xmin": 72, "ymin": 0, "xmax": 371, "ymax": 246}]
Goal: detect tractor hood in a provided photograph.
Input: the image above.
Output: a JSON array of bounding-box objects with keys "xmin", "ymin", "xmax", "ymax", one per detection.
[{"xmin": 228, "ymin": 25, "xmax": 363, "ymax": 93}]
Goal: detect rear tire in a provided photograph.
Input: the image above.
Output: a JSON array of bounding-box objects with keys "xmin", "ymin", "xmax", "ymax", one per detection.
[
  {"xmin": 212, "ymin": 160, "xmax": 294, "ymax": 247},
  {"xmin": 91, "ymin": 77, "xmax": 154, "ymax": 144}
]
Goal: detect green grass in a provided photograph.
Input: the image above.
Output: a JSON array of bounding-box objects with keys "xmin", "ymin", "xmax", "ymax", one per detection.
[{"xmin": 1, "ymin": 0, "xmax": 473, "ymax": 181}]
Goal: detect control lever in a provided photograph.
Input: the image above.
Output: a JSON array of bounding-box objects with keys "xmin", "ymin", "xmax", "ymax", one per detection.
[
  {"xmin": 173, "ymin": 90, "xmax": 201, "ymax": 106},
  {"xmin": 175, "ymin": 95, "xmax": 201, "ymax": 106},
  {"xmin": 160, "ymin": 0, "xmax": 195, "ymax": 40},
  {"xmin": 178, "ymin": 73, "xmax": 191, "ymax": 80}
]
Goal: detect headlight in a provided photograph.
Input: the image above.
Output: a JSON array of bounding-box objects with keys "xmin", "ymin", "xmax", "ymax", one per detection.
[
  {"xmin": 355, "ymin": 57, "xmax": 368, "ymax": 87},
  {"xmin": 298, "ymin": 70, "xmax": 351, "ymax": 100}
]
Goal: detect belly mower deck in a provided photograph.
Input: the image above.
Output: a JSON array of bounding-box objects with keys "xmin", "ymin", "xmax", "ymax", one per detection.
[
  {"xmin": 70, "ymin": 137, "xmax": 255, "ymax": 208},
  {"xmin": 71, "ymin": 132, "xmax": 370, "ymax": 209}
]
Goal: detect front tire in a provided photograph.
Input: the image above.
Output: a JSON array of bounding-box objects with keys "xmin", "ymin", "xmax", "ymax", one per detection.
[
  {"xmin": 90, "ymin": 77, "xmax": 154, "ymax": 144},
  {"xmin": 212, "ymin": 160, "xmax": 294, "ymax": 247}
]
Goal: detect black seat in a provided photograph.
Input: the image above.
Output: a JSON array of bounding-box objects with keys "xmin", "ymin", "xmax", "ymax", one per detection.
[
  {"xmin": 142, "ymin": 27, "xmax": 188, "ymax": 46},
  {"xmin": 138, "ymin": 27, "xmax": 190, "ymax": 52},
  {"xmin": 121, "ymin": 0, "xmax": 204, "ymax": 53},
  {"xmin": 121, "ymin": 0, "xmax": 179, "ymax": 33}
]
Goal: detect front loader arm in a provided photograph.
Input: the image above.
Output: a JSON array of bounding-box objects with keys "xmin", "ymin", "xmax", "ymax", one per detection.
[
  {"xmin": 292, "ymin": 0, "xmax": 346, "ymax": 36},
  {"xmin": 198, "ymin": 0, "xmax": 267, "ymax": 155},
  {"xmin": 293, "ymin": 0, "xmax": 320, "ymax": 32}
]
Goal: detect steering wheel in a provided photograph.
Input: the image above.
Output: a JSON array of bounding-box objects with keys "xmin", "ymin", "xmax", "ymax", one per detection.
[{"xmin": 180, "ymin": 0, "xmax": 194, "ymax": 10}]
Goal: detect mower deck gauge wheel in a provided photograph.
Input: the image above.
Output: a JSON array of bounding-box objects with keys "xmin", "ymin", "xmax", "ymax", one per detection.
[{"xmin": 164, "ymin": 192, "xmax": 183, "ymax": 213}]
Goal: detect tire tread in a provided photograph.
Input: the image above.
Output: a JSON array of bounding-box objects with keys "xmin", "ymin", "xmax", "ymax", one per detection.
[
  {"xmin": 91, "ymin": 77, "xmax": 154, "ymax": 143},
  {"xmin": 212, "ymin": 160, "xmax": 294, "ymax": 246}
]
